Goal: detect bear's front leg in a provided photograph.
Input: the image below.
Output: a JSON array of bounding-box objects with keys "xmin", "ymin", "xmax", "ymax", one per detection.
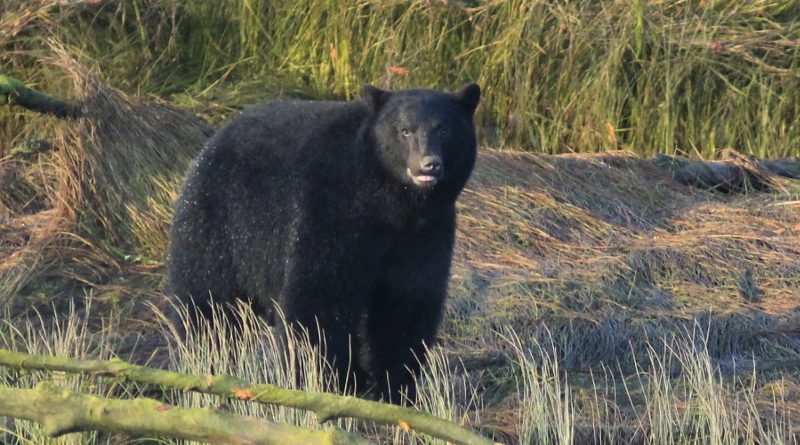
[
  {"xmin": 277, "ymin": 226, "xmax": 384, "ymax": 395},
  {"xmin": 363, "ymin": 212, "xmax": 456, "ymax": 404}
]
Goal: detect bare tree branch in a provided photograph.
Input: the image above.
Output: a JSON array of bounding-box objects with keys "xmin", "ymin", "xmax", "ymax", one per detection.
[
  {"xmin": 0, "ymin": 74, "xmax": 80, "ymax": 118},
  {"xmin": 0, "ymin": 382, "xmax": 374, "ymax": 445},
  {"xmin": 0, "ymin": 348, "xmax": 498, "ymax": 445}
]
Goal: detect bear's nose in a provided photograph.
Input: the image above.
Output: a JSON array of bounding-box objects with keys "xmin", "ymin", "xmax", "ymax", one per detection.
[{"xmin": 420, "ymin": 156, "xmax": 443, "ymax": 174}]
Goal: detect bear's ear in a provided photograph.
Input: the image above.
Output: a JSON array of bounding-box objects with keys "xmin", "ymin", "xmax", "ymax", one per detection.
[
  {"xmin": 362, "ymin": 85, "xmax": 391, "ymax": 113},
  {"xmin": 454, "ymin": 82, "xmax": 481, "ymax": 115}
]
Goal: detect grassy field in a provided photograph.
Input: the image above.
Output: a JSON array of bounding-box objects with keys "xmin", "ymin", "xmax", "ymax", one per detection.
[
  {"xmin": 3, "ymin": 1, "xmax": 800, "ymax": 157},
  {"xmin": 2, "ymin": 1, "xmax": 800, "ymax": 444}
]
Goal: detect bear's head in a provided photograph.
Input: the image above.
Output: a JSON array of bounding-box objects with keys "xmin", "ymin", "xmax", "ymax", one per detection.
[{"xmin": 363, "ymin": 83, "xmax": 480, "ymax": 194}]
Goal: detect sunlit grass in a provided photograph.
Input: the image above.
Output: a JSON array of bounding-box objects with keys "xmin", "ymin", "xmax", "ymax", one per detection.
[
  {"xmin": 0, "ymin": 298, "xmax": 118, "ymax": 445},
  {"xmin": 154, "ymin": 299, "xmax": 351, "ymax": 432},
  {"xmin": 2, "ymin": 300, "xmax": 796, "ymax": 444},
  {"xmin": 3, "ymin": 1, "xmax": 800, "ymax": 157}
]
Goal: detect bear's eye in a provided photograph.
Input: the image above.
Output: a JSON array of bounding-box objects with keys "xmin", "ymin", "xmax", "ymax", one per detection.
[
  {"xmin": 439, "ymin": 127, "xmax": 448, "ymax": 136},
  {"xmin": 401, "ymin": 128, "xmax": 410, "ymax": 137}
]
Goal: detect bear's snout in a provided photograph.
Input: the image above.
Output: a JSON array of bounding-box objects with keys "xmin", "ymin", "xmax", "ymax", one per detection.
[
  {"xmin": 407, "ymin": 154, "xmax": 444, "ymax": 187},
  {"xmin": 420, "ymin": 155, "xmax": 442, "ymax": 175}
]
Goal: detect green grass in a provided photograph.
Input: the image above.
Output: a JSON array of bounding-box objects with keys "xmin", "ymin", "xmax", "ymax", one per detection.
[{"xmin": 3, "ymin": 0, "xmax": 800, "ymax": 157}]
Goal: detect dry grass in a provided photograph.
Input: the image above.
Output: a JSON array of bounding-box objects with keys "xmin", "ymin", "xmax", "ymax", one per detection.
[
  {"xmin": 1, "ymin": 47, "xmax": 211, "ymax": 305},
  {"xmin": 0, "ymin": 298, "xmax": 123, "ymax": 444},
  {"xmin": 45, "ymin": 47, "xmax": 212, "ymax": 258},
  {"xmin": 448, "ymin": 150, "xmax": 800, "ymax": 366},
  {"xmin": 3, "ymin": 298, "xmax": 798, "ymax": 444}
]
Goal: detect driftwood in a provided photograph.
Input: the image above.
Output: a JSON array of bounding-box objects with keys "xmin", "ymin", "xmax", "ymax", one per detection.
[
  {"xmin": 760, "ymin": 158, "xmax": 800, "ymax": 179},
  {"xmin": 0, "ymin": 348, "xmax": 498, "ymax": 445},
  {"xmin": 656, "ymin": 150, "xmax": 799, "ymax": 193},
  {"xmin": 0, "ymin": 382, "xmax": 372, "ymax": 445}
]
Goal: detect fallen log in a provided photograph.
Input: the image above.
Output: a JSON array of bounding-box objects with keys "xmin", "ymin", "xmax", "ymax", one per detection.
[
  {"xmin": 655, "ymin": 150, "xmax": 795, "ymax": 193},
  {"xmin": 0, "ymin": 348, "xmax": 498, "ymax": 445},
  {"xmin": 760, "ymin": 158, "xmax": 800, "ymax": 179},
  {"xmin": 0, "ymin": 382, "xmax": 372, "ymax": 445}
]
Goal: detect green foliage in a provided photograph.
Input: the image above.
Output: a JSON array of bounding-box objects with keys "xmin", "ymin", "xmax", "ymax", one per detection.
[{"xmin": 3, "ymin": 0, "xmax": 800, "ymax": 156}]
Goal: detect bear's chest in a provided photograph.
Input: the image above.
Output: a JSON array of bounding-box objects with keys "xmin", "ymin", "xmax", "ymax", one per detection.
[{"xmin": 413, "ymin": 216, "xmax": 430, "ymax": 230}]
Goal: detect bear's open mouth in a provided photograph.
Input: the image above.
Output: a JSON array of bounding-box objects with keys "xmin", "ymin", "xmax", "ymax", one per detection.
[{"xmin": 407, "ymin": 168, "xmax": 440, "ymax": 187}]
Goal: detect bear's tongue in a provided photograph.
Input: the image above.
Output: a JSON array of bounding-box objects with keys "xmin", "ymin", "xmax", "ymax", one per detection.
[{"xmin": 406, "ymin": 168, "xmax": 439, "ymax": 186}]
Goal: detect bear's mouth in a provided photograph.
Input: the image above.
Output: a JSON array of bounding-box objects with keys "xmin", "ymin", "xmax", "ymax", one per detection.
[{"xmin": 407, "ymin": 168, "xmax": 441, "ymax": 187}]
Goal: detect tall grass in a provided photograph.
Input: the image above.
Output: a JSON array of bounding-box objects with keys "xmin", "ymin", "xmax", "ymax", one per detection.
[
  {"xmin": 158, "ymin": 301, "xmax": 486, "ymax": 444},
  {"xmin": 0, "ymin": 297, "xmax": 120, "ymax": 445},
  {"xmin": 504, "ymin": 326, "xmax": 796, "ymax": 445},
  {"xmin": 4, "ymin": 0, "xmax": 799, "ymax": 157},
  {"xmin": 3, "ymin": 301, "xmax": 796, "ymax": 444},
  {"xmin": 627, "ymin": 331, "xmax": 796, "ymax": 445},
  {"xmin": 398, "ymin": 346, "xmax": 484, "ymax": 444},
  {"xmin": 504, "ymin": 329, "xmax": 574, "ymax": 445},
  {"xmin": 155, "ymin": 300, "xmax": 353, "ymax": 432}
]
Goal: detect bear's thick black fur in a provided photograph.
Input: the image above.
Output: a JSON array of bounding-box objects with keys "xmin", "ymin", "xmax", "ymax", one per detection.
[{"xmin": 168, "ymin": 83, "xmax": 480, "ymax": 402}]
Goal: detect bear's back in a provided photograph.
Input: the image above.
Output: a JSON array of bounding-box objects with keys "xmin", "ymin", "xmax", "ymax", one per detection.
[
  {"xmin": 184, "ymin": 98, "xmax": 372, "ymax": 207},
  {"xmin": 216, "ymin": 99, "xmax": 370, "ymax": 162},
  {"xmin": 169, "ymin": 98, "xmax": 374, "ymax": 315}
]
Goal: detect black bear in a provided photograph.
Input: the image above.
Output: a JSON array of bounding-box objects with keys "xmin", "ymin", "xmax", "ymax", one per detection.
[{"xmin": 168, "ymin": 83, "xmax": 480, "ymax": 402}]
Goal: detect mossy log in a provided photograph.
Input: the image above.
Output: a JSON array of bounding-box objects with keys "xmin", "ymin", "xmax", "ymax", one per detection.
[
  {"xmin": 0, "ymin": 348, "xmax": 498, "ymax": 445},
  {"xmin": 0, "ymin": 382, "xmax": 371, "ymax": 445},
  {"xmin": 0, "ymin": 74, "xmax": 80, "ymax": 118}
]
